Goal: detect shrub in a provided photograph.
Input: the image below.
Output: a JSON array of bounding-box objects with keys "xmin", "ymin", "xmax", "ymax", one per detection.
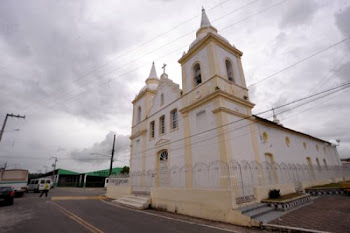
[{"xmin": 269, "ymin": 189, "xmax": 281, "ymax": 199}]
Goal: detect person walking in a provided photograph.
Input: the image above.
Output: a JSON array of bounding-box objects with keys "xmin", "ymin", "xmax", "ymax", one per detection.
[{"xmin": 39, "ymin": 182, "xmax": 50, "ymax": 197}]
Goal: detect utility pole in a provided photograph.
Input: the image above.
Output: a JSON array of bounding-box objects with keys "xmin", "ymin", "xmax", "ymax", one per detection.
[
  {"xmin": 51, "ymin": 157, "xmax": 58, "ymax": 186},
  {"xmin": 109, "ymin": 134, "xmax": 116, "ymax": 177},
  {"xmin": 51, "ymin": 157, "xmax": 58, "ymax": 171},
  {"xmin": 0, "ymin": 113, "xmax": 25, "ymax": 143}
]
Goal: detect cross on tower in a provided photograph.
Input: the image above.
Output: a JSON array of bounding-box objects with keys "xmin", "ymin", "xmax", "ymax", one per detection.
[{"xmin": 162, "ymin": 63, "xmax": 167, "ymax": 74}]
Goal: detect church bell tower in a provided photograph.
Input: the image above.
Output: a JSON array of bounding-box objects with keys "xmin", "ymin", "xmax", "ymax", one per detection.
[{"xmin": 178, "ymin": 8, "xmax": 254, "ymax": 116}]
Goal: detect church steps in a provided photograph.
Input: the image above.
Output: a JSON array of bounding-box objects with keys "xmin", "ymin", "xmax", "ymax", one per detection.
[
  {"xmin": 239, "ymin": 203, "xmax": 275, "ymax": 219},
  {"xmin": 246, "ymin": 206, "xmax": 275, "ymax": 219},
  {"xmin": 113, "ymin": 195, "xmax": 151, "ymax": 210},
  {"xmin": 240, "ymin": 203, "xmax": 267, "ymax": 214}
]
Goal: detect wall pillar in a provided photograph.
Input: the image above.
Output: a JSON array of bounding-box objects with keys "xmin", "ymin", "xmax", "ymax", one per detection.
[
  {"xmin": 141, "ymin": 134, "xmax": 147, "ymax": 187},
  {"xmin": 248, "ymin": 121, "xmax": 263, "ymax": 185},
  {"xmin": 183, "ymin": 112, "xmax": 193, "ymax": 188},
  {"xmin": 213, "ymin": 98, "xmax": 232, "ymax": 189}
]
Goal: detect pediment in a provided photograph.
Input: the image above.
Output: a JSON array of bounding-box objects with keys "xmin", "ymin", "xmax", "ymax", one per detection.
[
  {"xmin": 155, "ymin": 138, "xmax": 170, "ymax": 146},
  {"xmin": 148, "ymin": 76, "xmax": 182, "ymax": 116}
]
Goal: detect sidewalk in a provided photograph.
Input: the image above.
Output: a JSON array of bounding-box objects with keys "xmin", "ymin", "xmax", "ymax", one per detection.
[{"xmin": 269, "ymin": 195, "xmax": 350, "ymax": 233}]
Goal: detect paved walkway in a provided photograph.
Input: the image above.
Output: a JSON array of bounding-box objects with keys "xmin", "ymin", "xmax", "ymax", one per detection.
[{"xmin": 269, "ymin": 195, "xmax": 350, "ymax": 233}]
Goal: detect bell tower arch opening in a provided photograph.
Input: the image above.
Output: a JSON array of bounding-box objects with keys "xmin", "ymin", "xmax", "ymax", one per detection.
[
  {"xmin": 225, "ymin": 59, "xmax": 234, "ymax": 82},
  {"xmin": 193, "ymin": 63, "xmax": 202, "ymax": 86}
]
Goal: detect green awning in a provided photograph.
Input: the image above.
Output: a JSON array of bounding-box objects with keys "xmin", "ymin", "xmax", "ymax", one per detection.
[
  {"xmin": 57, "ymin": 169, "xmax": 80, "ymax": 175},
  {"xmin": 84, "ymin": 167, "xmax": 122, "ymax": 177}
]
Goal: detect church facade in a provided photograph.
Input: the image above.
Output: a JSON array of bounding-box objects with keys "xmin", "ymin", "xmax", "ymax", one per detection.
[{"xmin": 128, "ymin": 9, "xmax": 343, "ymax": 201}]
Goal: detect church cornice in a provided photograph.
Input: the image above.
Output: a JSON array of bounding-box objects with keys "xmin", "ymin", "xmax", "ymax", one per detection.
[
  {"xmin": 212, "ymin": 107, "xmax": 250, "ymax": 118},
  {"xmin": 178, "ymin": 32, "xmax": 243, "ymax": 64},
  {"xmin": 180, "ymin": 89, "xmax": 255, "ymax": 114},
  {"xmin": 130, "ymin": 129, "xmax": 147, "ymax": 140}
]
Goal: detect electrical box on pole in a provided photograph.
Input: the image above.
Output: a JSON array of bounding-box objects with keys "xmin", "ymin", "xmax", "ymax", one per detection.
[{"xmin": 0, "ymin": 113, "xmax": 25, "ymax": 143}]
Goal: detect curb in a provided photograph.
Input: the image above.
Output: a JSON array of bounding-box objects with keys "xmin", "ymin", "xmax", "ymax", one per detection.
[{"xmin": 263, "ymin": 223, "xmax": 330, "ymax": 233}]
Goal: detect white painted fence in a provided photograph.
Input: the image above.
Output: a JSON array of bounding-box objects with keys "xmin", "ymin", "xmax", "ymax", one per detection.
[{"xmin": 108, "ymin": 161, "xmax": 350, "ymax": 203}]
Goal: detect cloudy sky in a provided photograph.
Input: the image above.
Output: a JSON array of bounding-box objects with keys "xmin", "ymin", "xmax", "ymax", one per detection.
[{"xmin": 0, "ymin": 0, "xmax": 349, "ymax": 173}]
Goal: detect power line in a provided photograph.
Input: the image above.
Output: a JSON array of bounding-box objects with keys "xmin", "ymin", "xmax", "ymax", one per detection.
[
  {"xmin": 130, "ymin": 83, "xmax": 348, "ymax": 161},
  {"xmin": 2, "ymin": 83, "xmax": 347, "ymax": 163},
  {"xmin": 4, "ymin": 0, "xmax": 348, "ymax": 161},
  {"xmin": 310, "ymin": 55, "xmax": 348, "ymax": 95},
  {"xmin": 20, "ymin": 0, "xmax": 287, "ymax": 117},
  {"xmin": 282, "ymin": 87, "xmax": 350, "ymax": 123},
  {"xmin": 221, "ymin": 0, "xmax": 289, "ymax": 31},
  {"xmin": 19, "ymin": 0, "xmax": 256, "ymax": 113},
  {"xmin": 127, "ymin": 81, "xmax": 350, "ymax": 159},
  {"xmin": 249, "ymin": 37, "xmax": 350, "ymax": 87},
  {"xmin": 269, "ymin": 81, "xmax": 350, "ymax": 113},
  {"xmin": 27, "ymin": 28, "xmax": 349, "ymax": 121}
]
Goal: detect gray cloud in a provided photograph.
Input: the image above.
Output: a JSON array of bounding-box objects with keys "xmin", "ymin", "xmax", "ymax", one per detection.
[
  {"xmin": 0, "ymin": 0, "xmax": 136, "ymax": 121},
  {"xmin": 279, "ymin": 0, "xmax": 319, "ymax": 28},
  {"xmin": 1, "ymin": 0, "xmax": 350, "ymax": 173},
  {"xmin": 335, "ymin": 5, "xmax": 350, "ymax": 37},
  {"xmin": 71, "ymin": 131, "xmax": 129, "ymax": 164}
]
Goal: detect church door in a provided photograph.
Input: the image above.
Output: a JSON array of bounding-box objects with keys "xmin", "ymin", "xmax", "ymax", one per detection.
[{"xmin": 159, "ymin": 150, "xmax": 169, "ymax": 186}]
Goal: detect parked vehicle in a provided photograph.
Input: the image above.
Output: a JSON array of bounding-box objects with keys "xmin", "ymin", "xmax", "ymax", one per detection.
[
  {"xmin": 28, "ymin": 178, "xmax": 52, "ymax": 192},
  {"xmin": 0, "ymin": 187, "xmax": 15, "ymax": 205},
  {"xmin": 27, "ymin": 179, "xmax": 39, "ymax": 192},
  {"xmin": 0, "ymin": 169, "xmax": 28, "ymax": 197},
  {"xmin": 38, "ymin": 178, "xmax": 52, "ymax": 191}
]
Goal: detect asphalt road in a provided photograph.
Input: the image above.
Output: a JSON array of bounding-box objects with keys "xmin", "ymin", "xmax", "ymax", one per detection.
[{"xmin": 0, "ymin": 188, "xmax": 261, "ymax": 233}]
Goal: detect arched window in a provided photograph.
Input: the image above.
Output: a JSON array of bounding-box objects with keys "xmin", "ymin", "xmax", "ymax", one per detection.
[
  {"xmin": 225, "ymin": 59, "xmax": 234, "ymax": 82},
  {"xmin": 303, "ymin": 142, "xmax": 307, "ymax": 150},
  {"xmin": 160, "ymin": 150, "xmax": 168, "ymax": 161},
  {"xmin": 262, "ymin": 132, "xmax": 269, "ymax": 142},
  {"xmin": 193, "ymin": 63, "xmax": 202, "ymax": 86},
  {"xmin": 285, "ymin": 137, "xmax": 290, "ymax": 147},
  {"xmin": 306, "ymin": 157, "xmax": 312, "ymax": 166},
  {"xmin": 316, "ymin": 158, "xmax": 320, "ymax": 167},
  {"xmin": 137, "ymin": 106, "xmax": 141, "ymax": 123},
  {"xmin": 160, "ymin": 93, "xmax": 164, "ymax": 106},
  {"xmin": 323, "ymin": 158, "xmax": 327, "ymax": 167}
]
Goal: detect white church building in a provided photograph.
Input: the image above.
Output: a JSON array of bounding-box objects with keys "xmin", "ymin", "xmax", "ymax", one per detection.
[{"xmin": 108, "ymin": 8, "xmax": 348, "ymax": 226}]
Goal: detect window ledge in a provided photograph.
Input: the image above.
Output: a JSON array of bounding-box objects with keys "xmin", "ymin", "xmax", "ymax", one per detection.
[{"xmin": 170, "ymin": 127, "xmax": 179, "ymax": 133}]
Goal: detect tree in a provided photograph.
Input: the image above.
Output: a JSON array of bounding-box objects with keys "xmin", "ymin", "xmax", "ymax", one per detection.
[{"xmin": 120, "ymin": 166, "xmax": 129, "ymax": 174}]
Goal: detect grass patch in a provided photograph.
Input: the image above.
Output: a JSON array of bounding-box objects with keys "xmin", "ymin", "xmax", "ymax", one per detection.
[
  {"xmin": 310, "ymin": 183, "xmax": 341, "ymax": 189},
  {"xmin": 263, "ymin": 192, "xmax": 304, "ymax": 202}
]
